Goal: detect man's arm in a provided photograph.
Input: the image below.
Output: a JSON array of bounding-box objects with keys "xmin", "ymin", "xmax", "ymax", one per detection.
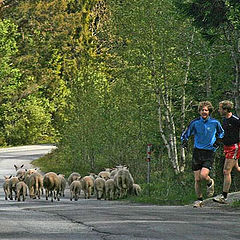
[{"xmin": 181, "ymin": 122, "xmax": 194, "ymax": 148}]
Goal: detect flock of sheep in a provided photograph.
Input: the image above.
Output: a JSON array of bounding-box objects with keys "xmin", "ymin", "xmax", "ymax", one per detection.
[{"xmin": 2, "ymin": 164, "xmax": 142, "ymax": 202}]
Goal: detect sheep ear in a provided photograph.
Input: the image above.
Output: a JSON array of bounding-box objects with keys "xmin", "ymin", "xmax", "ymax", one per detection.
[
  {"xmin": 21, "ymin": 164, "xmax": 24, "ymax": 168},
  {"xmin": 9, "ymin": 175, "xmax": 12, "ymax": 178},
  {"xmin": 14, "ymin": 165, "xmax": 17, "ymax": 171}
]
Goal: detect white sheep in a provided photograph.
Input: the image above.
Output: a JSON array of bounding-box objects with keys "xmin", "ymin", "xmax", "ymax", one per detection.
[
  {"xmin": 109, "ymin": 168, "xmax": 118, "ymax": 179},
  {"xmin": 14, "ymin": 164, "xmax": 25, "ymax": 181},
  {"xmin": 16, "ymin": 181, "xmax": 28, "ymax": 201},
  {"xmin": 80, "ymin": 173, "xmax": 96, "ymax": 199},
  {"xmin": 114, "ymin": 168, "xmax": 134, "ymax": 198},
  {"xmin": 58, "ymin": 174, "xmax": 67, "ymax": 197},
  {"xmin": 105, "ymin": 178, "xmax": 116, "ymax": 200},
  {"xmin": 110, "ymin": 165, "xmax": 128, "ymax": 179},
  {"xmin": 22, "ymin": 168, "xmax": 39, "ymax": 196},
  {"xmin": 94, "ymin": 177, "xmax": 106, "ymax": 200},
  {"xmin": 43, "ymin": 172, "xmax": 61, "ymax": 202},
  {"xmin": 69, "ymin": 178, "xmax": 82, "ymax": 201},
  {"xmin": 3, "ymin": 175, "xmax": 12, "ymax": 200},
  {"xmin": 131, "ymin": 183, "xmax": 142, "ymax": 196},
  {"xmin": 28, "ymin": 172, "xmax": 44, "ymax": 199},
  {"xmin": 8, "ymin": 177, "xmax": 19, "ymax": 200},
  {"xmin": 67, "ymin": 172, "xmax": 81, "ymax": 185},
  {"xmin": 98, "ymin": 168, "xmax": 112, "ymax": 180}
]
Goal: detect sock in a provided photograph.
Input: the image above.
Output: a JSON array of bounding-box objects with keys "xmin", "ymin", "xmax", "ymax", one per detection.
[{"xmin": 222, "ymin": 192, "xmax": 228, "ymax": 199}]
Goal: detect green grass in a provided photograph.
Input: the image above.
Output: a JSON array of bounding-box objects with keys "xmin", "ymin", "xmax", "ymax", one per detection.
[{"xmin": 230, "ymin": 200, "xmax": 240, "ymax": 208}]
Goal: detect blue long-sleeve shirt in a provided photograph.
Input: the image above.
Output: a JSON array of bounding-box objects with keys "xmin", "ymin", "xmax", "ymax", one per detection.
[{"xmin": 181, "ymin": 116, "xmax": 224, "ymax": 151}]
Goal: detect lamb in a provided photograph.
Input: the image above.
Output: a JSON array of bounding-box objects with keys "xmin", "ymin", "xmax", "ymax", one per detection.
[
  {"xmin": 109, "ymin": 168, "xmax": 117, "ymax": 179},
  {"xmin": 131, "ymin": 183, "xmax": 142, "ymax": 196},
  {"xmin": 94, "ymin": 177, "xmax": 105, "ymax": 200},
  {"xmin": 105, "ymin": 178, "xmax": 116, "ymax": 200},
  {"xmin": 14, "ymin": 164, "xmax": 25, "ymax": 181},
  {"xmin": 67, "ymin": 172, "xmax": 81, "ymax": 185},
  {"xmin": 98, "ymin": 169, "xmax": 111, "ymax": 181},
  {"xmin": 114, "ymin": 168, "xmax": 134, "ymax": 198},
  {"xmin": 69, "ymin": 178, "xmax": 82, "ymax": 201},
  {"xmin": 14, "ymin": 164, "xmax": 24, "ymax": 171},
  {"xmin": 22, "ymin": 168, "xmax": 39, "ymax": 197},
  {"xmin": 58, "ymin": 174, "xmax": 67, "ymax": 197},
  {"xmin": 16, "ymin": 181, "xmax": 28, "ymax": 201},
  {"xmin": 24, "ymin": 168, "xmax": 38, "ymax": 185},
  {"xmin": 80, "ymin": 173, "xmax": 96, "ymax": 199},
  {"xmin": 43, "ymin": 172, "xmax": 60, "ymax": 202},
  {"xmin": 3, "ymin": 175, "xmax": 12, "ymax": 200},
  {"xmin": 28, "ymin": 172, "xmax": 44, "ymax": 199},
  {"xmin": 8, "ymin": 177, "xmax": 19, "ymax": 200}
]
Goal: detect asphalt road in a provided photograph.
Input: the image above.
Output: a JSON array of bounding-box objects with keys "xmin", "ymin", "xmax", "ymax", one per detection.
[{"xmin": 0, "ymin": 145, "xmax": 240, "ymax": 240}]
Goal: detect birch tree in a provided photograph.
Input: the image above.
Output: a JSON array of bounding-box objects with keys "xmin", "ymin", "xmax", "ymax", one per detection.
[{"xmin": 103, "ymin": 0, "xmax": 203, "ymax": 174}]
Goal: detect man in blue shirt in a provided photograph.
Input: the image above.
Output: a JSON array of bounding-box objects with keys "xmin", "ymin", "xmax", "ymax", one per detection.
[{"xmin": 181, "ymin": 101, "xmax": 224, "ymax": 208}]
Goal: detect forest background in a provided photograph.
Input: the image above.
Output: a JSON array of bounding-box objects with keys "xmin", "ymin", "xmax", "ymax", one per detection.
[{"xmin": 1, "ymin": 0, "xmax": 240, "ymax": 204}]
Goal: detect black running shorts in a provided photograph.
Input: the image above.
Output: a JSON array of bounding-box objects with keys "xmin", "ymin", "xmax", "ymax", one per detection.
[{"xmin": 192, "ymin": 148, "xmax": 215, "ymax": 171}]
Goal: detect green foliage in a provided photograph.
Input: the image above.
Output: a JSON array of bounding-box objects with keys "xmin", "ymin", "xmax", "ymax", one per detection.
[{"xmin": 2, "ymin": 96, "xmax": 54, "ymax": 145}]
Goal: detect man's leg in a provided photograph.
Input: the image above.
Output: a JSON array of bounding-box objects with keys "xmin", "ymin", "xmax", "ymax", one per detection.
[
  {"xmin": 200, "ymin": 167, "xmax": 214, "ymax": 197},
  {"xmin": 200, "ymin": 167, "xmax": 211, "ymax": 182},
  {"xmin": 194, "ymin": 170, "xmax": 202, "ymax": 198},
  {"xmin": 194, "ymin": 170, "xmax": 202, "ymax": 199},
  {"xmin": 193, "ymin": 170, "xmax": 203, "ymax": 207},
  {"xmin": 223, "ymin": 158, "xmax": 236, "ymax": 194},
  {"xmin": 214, "ymin": 158, "xmax": 236, "ymax": 203}
]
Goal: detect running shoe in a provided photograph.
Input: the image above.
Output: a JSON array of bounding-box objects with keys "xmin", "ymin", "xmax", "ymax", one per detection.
[
  {"xmin": 213, "ymin": 194, "xmax": 227, "ymax": 204},
  {"xmin": 207, "ymin": 179, "xmax": 214, "ymax": 197},
  {"xmin": 193, "ymin": 200, "xmax": 203, "ymax": 208}
]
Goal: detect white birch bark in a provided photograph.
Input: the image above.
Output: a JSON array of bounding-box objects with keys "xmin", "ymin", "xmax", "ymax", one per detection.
[{"xmin": 180, "ymin": 32, "xmax": 194, "ymax": 172}]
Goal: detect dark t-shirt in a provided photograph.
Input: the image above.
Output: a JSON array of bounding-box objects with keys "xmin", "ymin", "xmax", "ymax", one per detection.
[{"xmin": 222, "ymin": 114, "xmax": 240, "ymax": 146}]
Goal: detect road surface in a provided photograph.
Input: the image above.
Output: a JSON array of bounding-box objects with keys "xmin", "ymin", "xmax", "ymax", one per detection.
[{"xmin": 0, "ymin": 145, "xmax": 240, "ymax": 240}]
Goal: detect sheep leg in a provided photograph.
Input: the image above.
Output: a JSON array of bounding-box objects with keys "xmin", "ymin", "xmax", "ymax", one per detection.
[
  {"xmin": 45, "ymin": 189, "xmax": 49, "ymax": 200},
  {"xmin": 56, "ymin": 190, "xmax": 60, "ymax": 201}
]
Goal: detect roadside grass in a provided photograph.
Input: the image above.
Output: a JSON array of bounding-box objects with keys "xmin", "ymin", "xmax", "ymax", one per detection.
[
  {"xmin": 125, "ymin": 174, "xmax": 197, "ymax": 206},
  {"xmin": 230, "ymin": 200, "xmax": 240, "ymax": 208}
]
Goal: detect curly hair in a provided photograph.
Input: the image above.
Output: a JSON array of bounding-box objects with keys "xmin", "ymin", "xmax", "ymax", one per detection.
[{"xmin": 198, "ymin": 101, "xmax": 214, "ymax": 113}]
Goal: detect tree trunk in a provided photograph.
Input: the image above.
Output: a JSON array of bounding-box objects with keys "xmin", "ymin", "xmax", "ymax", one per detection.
[
  {"xmin": 156, "ymin": 90, "xmax": 180, "ymax": 174},
  {"xmin": 180, "ymin": 32, "xmax": 194, "ymax": 172}
]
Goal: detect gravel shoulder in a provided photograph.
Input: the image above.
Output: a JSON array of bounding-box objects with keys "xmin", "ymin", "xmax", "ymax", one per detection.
[{"xmin": 200, "ymin": 191, "xmax": 240, "ymax": 210}]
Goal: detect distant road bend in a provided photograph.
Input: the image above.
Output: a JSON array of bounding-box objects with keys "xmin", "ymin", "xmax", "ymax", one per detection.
[{"xmin": 0, "ymin": 145, "xmax": 240, "ymax": 240}]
